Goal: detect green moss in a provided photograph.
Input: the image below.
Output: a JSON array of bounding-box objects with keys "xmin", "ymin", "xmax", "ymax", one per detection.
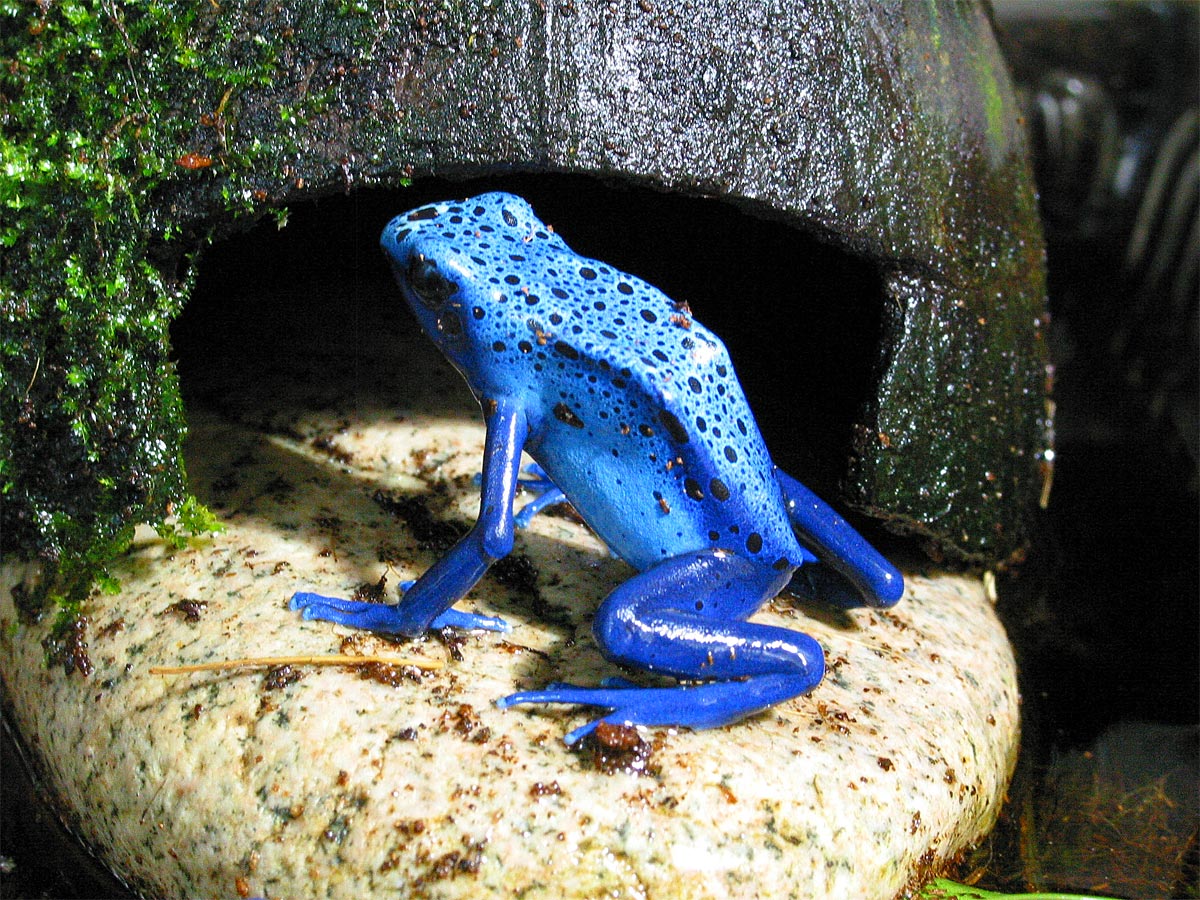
[
  {"xmin": 0, "ymin": 1, "xmax": 283, "ymax": 612},
  {"xmin": 924, "ymin": 0, "xmax": 943, "ymax": 56},
  {"xmin": 918, "ymin": 879, "xmax": 1118, "ymax": 900}
]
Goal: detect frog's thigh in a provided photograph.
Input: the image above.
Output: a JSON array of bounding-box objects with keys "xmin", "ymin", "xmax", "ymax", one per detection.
[{"xmin": 592, "ymin": 550, "xmax": 823, "ymax": 683}]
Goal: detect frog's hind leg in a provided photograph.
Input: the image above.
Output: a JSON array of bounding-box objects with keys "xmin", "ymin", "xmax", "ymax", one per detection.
[
  {"xmin": 774, "ymin": 468, "xmax": 904, "ymax": 609},
  {"xmin": 497, "ymin": 549, "xmax": 824, "ymax": 744}
]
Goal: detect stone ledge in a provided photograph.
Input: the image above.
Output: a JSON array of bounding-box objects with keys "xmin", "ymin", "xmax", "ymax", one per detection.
[{"xmin": 0, "ymin": 334, "xmax": 1018, "ymax": 899}]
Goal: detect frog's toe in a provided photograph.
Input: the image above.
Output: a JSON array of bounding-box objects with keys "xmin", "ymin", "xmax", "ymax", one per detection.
[
  {"xmin": 599, "ymin": 676, "xmax": 640, "ymax": 689},
  {"xmin": 521, "ymin": 461, "xmax": 550, "ymax": 480},
  {"xmin": 429, "ymin": 607, "xmax": 511, "ymax": 633},
  {"xmin": 496, "ymin": 683, "xmax": 590, "ymax": 709},
  {"xmin": 289, "ymin": 592, "xmax": 412, "ymax": 632},
  {"xmin": 290, "ymin": 591, "xmax": 363, "ymax": 613},
  {"xmin": 477, "ymin": 463, "xmax": 552, "ymax": 492},
  {"xmin": 564, "ymin": 714, "xmax": 619, "ymax": 745}
]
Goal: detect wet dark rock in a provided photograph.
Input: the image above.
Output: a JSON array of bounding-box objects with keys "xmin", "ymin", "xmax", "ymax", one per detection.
[{"xmin": 3, "ymin": 0, "xmax": 1048, "ymax": 574}]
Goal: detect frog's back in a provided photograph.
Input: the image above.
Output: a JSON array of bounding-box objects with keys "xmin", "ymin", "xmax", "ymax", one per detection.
[
  {"xmin": 482, "ymin": 235, "xmax": 802, "ymax": 573},
  {"xmin": 392, "ymin": 192, "xmax": 803, "ymax": 573}
]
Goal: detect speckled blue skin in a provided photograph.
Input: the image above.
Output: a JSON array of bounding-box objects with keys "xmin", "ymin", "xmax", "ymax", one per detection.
[{"xmin": 291, "ymin": 192, "xmax": 903, "ymax": 744}]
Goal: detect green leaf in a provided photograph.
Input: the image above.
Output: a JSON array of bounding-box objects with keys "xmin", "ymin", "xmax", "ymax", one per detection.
[{"xmin": 917, "ymin": 879, "xmax": 1120, "ymax": 900}]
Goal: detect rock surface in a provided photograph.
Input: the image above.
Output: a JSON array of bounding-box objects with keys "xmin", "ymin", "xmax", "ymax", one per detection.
[
  {"xmin": 1, "ymin": 318, "xmax": 1019, "ymax": 899},
  {"xmin": 4, "ymin": 0, "xmax": 1049, "ymax": 584}
]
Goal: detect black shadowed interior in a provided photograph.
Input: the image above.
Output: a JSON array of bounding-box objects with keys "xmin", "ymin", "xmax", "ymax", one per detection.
[{"xmin": 174, "ymin": 175, "xmax": 888, "ymax": 501}]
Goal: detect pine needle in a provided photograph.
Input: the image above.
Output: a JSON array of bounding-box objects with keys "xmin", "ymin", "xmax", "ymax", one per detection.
[{"xmin": 149, "ymin": 654, "xmax": 444, "ymax": 675}]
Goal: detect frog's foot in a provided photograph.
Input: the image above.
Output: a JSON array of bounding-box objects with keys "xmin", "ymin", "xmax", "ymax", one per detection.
[
  {"xmin": 289, "ymin": 591, "xmax": 509, "ymax": 635},
  {"xmin": 498, "ymin": 673, "xmax": 817, "ymax": 745},
  {"xmin": 290, "ymin": 592, "xmax": 415, "ymax": 633}
]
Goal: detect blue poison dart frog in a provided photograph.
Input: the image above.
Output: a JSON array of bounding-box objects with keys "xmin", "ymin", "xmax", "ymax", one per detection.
[{"xmin": 291, "ymin": 192, "xmax": 903, "ymax": 745}]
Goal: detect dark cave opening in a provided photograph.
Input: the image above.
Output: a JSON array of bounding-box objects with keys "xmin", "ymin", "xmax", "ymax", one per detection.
[{"xmin": 174, "ymin": 174, "xmax": 891, "ymax": 507}]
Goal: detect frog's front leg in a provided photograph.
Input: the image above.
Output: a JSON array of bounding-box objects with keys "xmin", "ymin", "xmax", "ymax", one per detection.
[
  {"xmin": 472, "ymin": 462, "xmax": 566, "ymax": 528},
  {"xmin": 774, "ymin": 468, "xmax": 904, "ymax": 609},
  {"xmin": 290, "ymin": 397, "xmax": 527, "ymax": 636},
  {"xmin": 498, "ymin": 549, "xmax": 824, "ymax": 743}
]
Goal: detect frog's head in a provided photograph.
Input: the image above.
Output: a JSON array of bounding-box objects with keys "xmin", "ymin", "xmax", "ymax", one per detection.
[
  {"xmin": 380, "ymin": 202, "xmax": 480, "ymax": 369},
  {"xmin": 381, "ymin": 192, "xmax": 552, "ymax": 373}
]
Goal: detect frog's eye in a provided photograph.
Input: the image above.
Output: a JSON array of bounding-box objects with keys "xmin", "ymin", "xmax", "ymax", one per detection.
[{"xmin": 406, "ymin": 254, "xmax": 457, "ymax": 310}]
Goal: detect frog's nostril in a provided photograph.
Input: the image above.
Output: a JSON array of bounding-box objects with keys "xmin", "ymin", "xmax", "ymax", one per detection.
[{"xmin": 437, "ymin": 311, "xmax": 464, "ymax": 340}]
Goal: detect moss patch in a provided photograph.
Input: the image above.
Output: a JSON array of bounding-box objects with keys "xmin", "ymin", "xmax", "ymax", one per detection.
[{"xmin": 0, "ymin": 1, "xmax": 304, "ymax": 609}]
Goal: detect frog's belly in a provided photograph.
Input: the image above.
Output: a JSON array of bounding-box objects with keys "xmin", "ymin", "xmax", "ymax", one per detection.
[
  {"xmin": 536, "ymin": 458, "xmax": 710, "ymax": 569},
  {"xmin": 529, "ymin": 444, "xmax": 794, "ymax": 573}
]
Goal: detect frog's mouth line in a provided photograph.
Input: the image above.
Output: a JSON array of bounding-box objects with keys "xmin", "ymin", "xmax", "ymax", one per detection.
[{"xmin": 176, "ymin": 173, "xmax": 891, "ymax": 530}]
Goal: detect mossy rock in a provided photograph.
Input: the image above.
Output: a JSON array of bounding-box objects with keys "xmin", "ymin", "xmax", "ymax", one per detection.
[{"xmin": 0, "ymin": 0, "xmax": 1050, "ymax": 604}]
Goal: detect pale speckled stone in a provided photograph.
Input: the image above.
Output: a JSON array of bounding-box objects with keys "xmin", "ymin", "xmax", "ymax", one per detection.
[{"xmin": 0, "ymin": 330, "xmax": 1019, "ymax": 900}]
